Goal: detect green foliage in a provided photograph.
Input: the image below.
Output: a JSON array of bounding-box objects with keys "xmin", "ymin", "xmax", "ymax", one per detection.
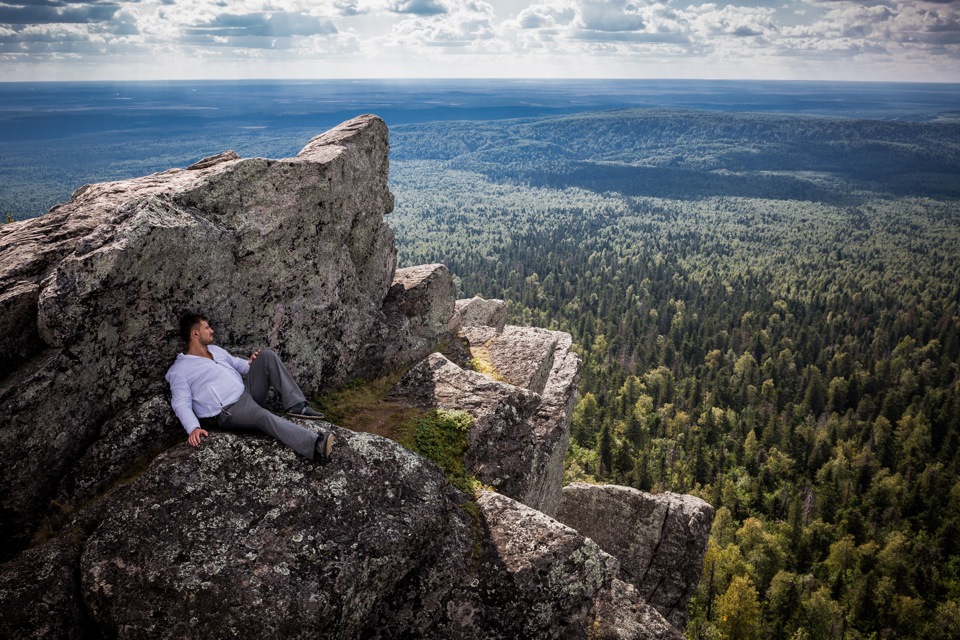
[
  {"xmin": 317, "ymin": 379, "xmax": 477, "ymax": 494},
  {"xmin": 397, "ymin": 410, "xmax": 475, "ymax": 494},
  {"xmin": 388, "ymin": 108, "xmax": 960, "ymax": 640},
  {"xmin": 715, "ymin": 575, "xmax": 762, "ymax": 640}
]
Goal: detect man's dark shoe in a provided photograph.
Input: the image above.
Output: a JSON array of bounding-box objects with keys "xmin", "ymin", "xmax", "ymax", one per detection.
[
  {"xmin": 287, "ymin": 401, "xmax": 324, "ymax": 420},
  {"xmin": 315, "ymin": 433, "xmax": 334, "ymax": 461}
]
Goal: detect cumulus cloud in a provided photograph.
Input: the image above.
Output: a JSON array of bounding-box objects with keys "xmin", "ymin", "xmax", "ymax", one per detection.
[
  {"xmin": 515, "ymin": 1, "xmax": 576, "ymax": 30},
  {"xmin": 110, "ymin": 7, "xmax": 137, "ymax": 34},
  {"xmin": 389, "ymin": 0, "xmax": 497, "ymax": 51},
  {"xmin": 577, "ymin": 0, "xmax": 645, "ymax": 32},
  {"xmin": 335, "ymin": 0, "xmax": 365, "ymax": 16},
  {"xmin": 2, "ymin": 0, "xmax": 960, "ymax": 81},
  {"xmin": 184, "ymin": 11, "xmax": 338, "ymax": 38},
  {"xmin": 0, "ymin": 1, "xmax": 118, "ymax": 24},
  {"xmin": 389, "ymin": 0, "xmax": 446, "ymax": 16}
]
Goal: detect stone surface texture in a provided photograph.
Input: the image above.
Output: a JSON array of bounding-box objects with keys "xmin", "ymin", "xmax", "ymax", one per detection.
[
  {"xmin": 354, "ymin": 263, "xmax": 464, "ymax": 378},
  {"xmin": 483, "ymin": 325, "xmax": 559, "ymax": 395},
  {"xmin": 388, "ymin": 352, "xmax": 542, "ymax": 501},
  {"xmin": 393, "ymin": 317, "xmax": 581, "ymax": 518},
  {"xmin": 461, "ymin": 321, "xmax": 582, "ymax": 517},
  {"xmin": 456, "ymin": 296, "xmax": 507, "ymax": 332},
  {"xmin": 557, "ymin": 483, "xmax": 715, "ymax": 629},
  {"xmin": 2, "ymin": 431, "xmax": 681, "ymax": 639}
]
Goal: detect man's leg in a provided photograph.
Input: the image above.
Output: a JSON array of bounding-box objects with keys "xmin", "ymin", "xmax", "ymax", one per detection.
[
  {"xmin": 219, "ymin": 392, "xmax": 320, "ymax": 460},
  {"xmin": 245, "ymin": 349, "xmax": 306, "ymax": 411}
]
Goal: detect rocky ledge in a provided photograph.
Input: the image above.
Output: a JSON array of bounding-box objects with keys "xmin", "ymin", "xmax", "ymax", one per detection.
[
  {"xmin": 0, "ymin": 116, "xmax": 710, "ymax": 639},
  {"xmin": 557, "ymin": 483, "xmax": 715, "ymax": 629}
]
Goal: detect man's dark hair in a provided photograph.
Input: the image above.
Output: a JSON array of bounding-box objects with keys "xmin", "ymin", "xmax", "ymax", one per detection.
[{"xmin": 179, "ymin": 313, "xmax": 208, "ymax": 344}]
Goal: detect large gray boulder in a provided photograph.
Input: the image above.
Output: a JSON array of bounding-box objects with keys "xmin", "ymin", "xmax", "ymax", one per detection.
[
  {"xmin": 460, "ymin": 319, "xmax": 582, "ymax": 517},
  {"xmin": 390, "ymin": 319, "xmax": 580, "ymax": 518},
  {"xmin": 2, "ymin": 429, "xmax": 681, "ymax": 639},
  {"xmin": 472, "ymin": 491, "xmax": 681, "ymax": 640},
  {"xmin": 456, "ymin": 296, "xmax": 507, "ymax": 332},
  {"xmin": 556, "ymin": 483, "xmax": 715, "ymax": 629},
  {"xmin": 0, "ymin": 115, "xmax": 396, "ymax": 553},
  {"xmin": 80, "ymin": 427, "xmax": 450, "ymax": 638}
]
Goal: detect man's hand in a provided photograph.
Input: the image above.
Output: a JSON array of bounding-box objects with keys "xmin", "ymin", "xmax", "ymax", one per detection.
[
  {"xmin": 188, "ymin": 428, "xmax": 209, "ymax": 447},
  {"xmin": 248, "ymin": 349, "xmax": 261, "ymax": 365}
]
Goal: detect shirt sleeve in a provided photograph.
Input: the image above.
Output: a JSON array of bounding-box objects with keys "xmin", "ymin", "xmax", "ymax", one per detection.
[
  {"xmin": 232, "ymin": 353, "xmax": 251, "ymax": 376},
  {"xmin": 168, "ymin": 372, "xmax": 200, "ymax": 434}
]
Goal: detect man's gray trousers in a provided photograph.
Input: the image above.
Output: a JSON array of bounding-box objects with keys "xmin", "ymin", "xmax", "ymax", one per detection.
[{"xmin": 216, "ymin": 349, "xmax": 320, "ymax": 460}]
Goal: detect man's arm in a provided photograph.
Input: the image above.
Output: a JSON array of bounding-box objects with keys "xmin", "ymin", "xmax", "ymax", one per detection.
[{"xmin": 168, "ymin": 373, "xmax": 207, "ymax": 446}]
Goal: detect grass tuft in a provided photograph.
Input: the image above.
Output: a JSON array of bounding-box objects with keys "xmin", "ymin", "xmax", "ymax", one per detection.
[{"xmin": 317, "ymin": 379, "xmax": 480, "ymax": 494}]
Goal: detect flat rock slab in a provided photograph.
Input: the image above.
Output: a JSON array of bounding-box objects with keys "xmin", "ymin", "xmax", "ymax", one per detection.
[
  {"xmin": 557, "ymin": 482, "xmax": 714, "ymax": 629},
  {"xmin": 484, "ymin": 325, "xmax": 560, "ymax": 395}
]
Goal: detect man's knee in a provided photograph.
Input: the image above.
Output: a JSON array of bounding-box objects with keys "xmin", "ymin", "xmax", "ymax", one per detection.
[
  {"xmin": 259, "ymin": 348, "xmax": 280, "ymax": 362},
  {"xmin": 251, "ymin": 348, "xmax": 279, "ymax": 370}
]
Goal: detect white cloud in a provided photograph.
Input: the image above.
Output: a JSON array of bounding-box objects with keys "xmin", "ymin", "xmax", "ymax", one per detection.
[
  {"xmin": 390, "ymin": 0, "xmax": 495, "ymax": 47},
  {"xmin": 513, "ymin": 1, "xmax": 575, "ymax": 29},
  {"xmin": 183, "ymin": 11, "xmax": 338, "ymax": 38},
  {"xmin": 389, "ymin": 0, "xmax": 447, "ymax": 16},
  {"xmin": 0, "ymin": 0, "xmax": 958, "ymax": 81},
  {"xmin": 0, "ymin": 1, "xmax": 119, "ymax": 25}
]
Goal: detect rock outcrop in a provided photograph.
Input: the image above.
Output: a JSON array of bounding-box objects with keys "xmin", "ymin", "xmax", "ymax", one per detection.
[
  {"xmin": 0, "ymin": 117, "xmax": 707, "ymax": 639},
  {"xmin": 456, "ymin": 316, "xmax": 582, "ymax": 517},
  {"xmin": 0, "ymin": 115, "xmax": 409, "ymax": 553},
  {"xmin": 2, "ymin": 430, "xmax": 681, "ymax": 639},
  {"xmin": 354, "ymin": 263, "xmax": 465, "ymax": 378},
  {"xmin": 456, "ymin": 295, "xmax": 507, "ymax": 332},
  {"xmin": 557, "ymin": 483, "xmax": 715, "ymax": 629},
  {"xmin": 388, "ymin": 352, "xmax": 543, "ymax": 502},
  {"xmin": 388, "ymin": 319, "xmax": 580, "ymax": 518}
]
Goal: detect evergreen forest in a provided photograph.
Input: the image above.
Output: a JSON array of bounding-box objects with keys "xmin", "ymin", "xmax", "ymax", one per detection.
[{"xmin": 387, "ymin": 109, "xmax": 960, "ymax": 639}]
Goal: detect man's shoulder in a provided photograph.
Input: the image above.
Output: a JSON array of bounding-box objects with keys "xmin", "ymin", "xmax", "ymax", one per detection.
[{"xmin": 165, "ymin": 353, "xmax": 189, "ymax": 380}]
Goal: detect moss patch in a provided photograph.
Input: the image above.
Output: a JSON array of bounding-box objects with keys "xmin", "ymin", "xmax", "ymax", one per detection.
[
  {"xmin": 464, "ymin": 339, "xmax": 507, "ymax": 383},
  {"xmin": 317, "ymin": 379, "xmax": 478, "ymax": 494},
  {"xmin": 396, "ymin": 409, "xmax": 474, "ymax": 494}
]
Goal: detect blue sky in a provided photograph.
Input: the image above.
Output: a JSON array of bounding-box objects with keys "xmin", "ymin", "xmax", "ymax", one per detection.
[{"xmin": 0, "ymin": 0, "xmax": 958, "ymax": 82}]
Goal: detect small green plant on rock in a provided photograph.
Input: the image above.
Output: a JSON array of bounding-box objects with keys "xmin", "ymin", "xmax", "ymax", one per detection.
[
  {"xmin": 316, "ymin": 379, "xmax": 479, "ymax": 494},
  {"xmin": 397, "ymin": 409, "xmax": 475, "ymax": 493}
]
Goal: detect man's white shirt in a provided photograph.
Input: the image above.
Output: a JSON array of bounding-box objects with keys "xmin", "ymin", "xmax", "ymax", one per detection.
[{"xmin": 166, "ymin": 345, "xmax": 250, "ymax": 434}]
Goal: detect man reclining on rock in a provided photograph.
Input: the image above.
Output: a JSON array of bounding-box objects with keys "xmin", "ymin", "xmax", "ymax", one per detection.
[{"xmin": 166, "ymin": 312, "xmax": 335, "ymax": 461}]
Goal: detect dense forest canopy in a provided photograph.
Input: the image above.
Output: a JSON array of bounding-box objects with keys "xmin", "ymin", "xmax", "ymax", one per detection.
[{"xmin": 388, "ymin": 109, "xmax": 960, "ymax": 639}]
